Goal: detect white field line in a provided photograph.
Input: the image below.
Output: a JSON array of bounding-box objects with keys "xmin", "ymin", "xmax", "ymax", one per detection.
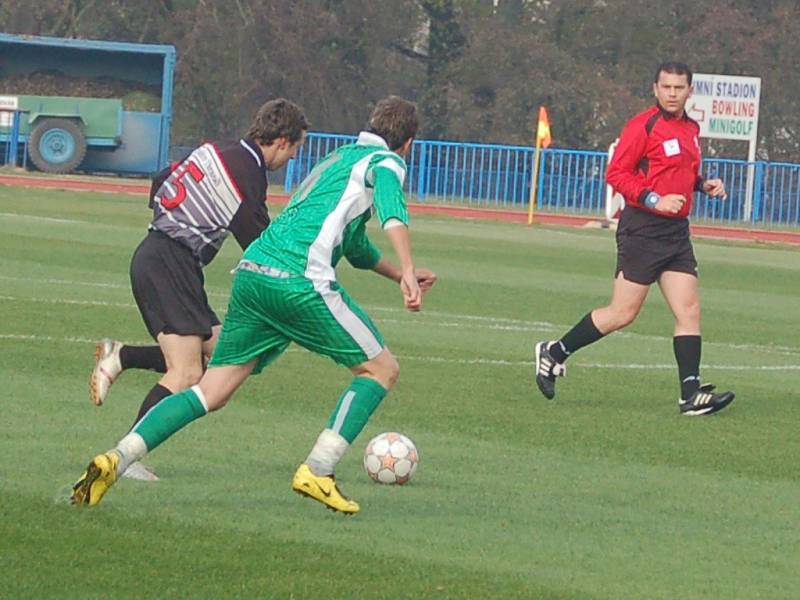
[
  {"xmin": 1, "ymin": 332, "xmax": 798, "ymax": 372},
  {"xmin": 0, "ymin": 295, "xmax": 134, "ymax": 309},
  {"xmin": 0, "ymin": 275, "xmax": 130, "ymax": 290},
  {"xmin": 2, "ymin": 274, "xmax": 800, "ymax": 358},
  {"xmin": 0, "ymin": 212, "xmax": 94, "ymax": 225}
]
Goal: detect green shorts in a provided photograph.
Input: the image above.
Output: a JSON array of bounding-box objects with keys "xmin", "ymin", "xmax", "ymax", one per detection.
[{"xmin": 208, "ymin": 268, "xmax": 385, "ymax": 374}]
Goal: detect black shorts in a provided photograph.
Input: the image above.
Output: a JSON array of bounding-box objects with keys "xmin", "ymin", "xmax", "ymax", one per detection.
[
  {"xmin": 130, "ymin": 230, "xmax": 221, "ymax": 341},
  {"xmin": 614, "ymin": 208, "xmax": 697, "ymax": 285}
]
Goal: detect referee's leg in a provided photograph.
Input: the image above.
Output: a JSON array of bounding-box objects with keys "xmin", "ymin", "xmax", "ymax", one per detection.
[{"xmin": 659, "ymin": 270, "xmax": 702, "ymax": 400}]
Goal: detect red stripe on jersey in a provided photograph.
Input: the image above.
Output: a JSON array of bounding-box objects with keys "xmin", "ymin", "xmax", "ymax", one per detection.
[{"xmin": 211, "ymin": 143, "xmax": 244, "ymax": 203}]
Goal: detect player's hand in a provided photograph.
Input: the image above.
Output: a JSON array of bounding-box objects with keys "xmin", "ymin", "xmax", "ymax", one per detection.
[
  {"xmin": 415, "ymin": 268, "xmax": 438, "ymax": 293},
  {"xmin": 655, "ymin": 194, "xmax": 686, "ymax": 214},
  {"xmin": 702, "ymin": 178, "xmax": 728, "ymax": 200},
  {"xmin": 400, "ymin": 269, "xmax": 422, "ymax": 311}
]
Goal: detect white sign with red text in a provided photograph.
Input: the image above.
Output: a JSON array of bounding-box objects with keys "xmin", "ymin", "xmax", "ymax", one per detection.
[
  {"xmin": 688, "ymin": 73, "xmax": 761, "ymax": 220},
  {"xmin": 687, "ymin": 74, "xmax": 761, "ymax": 143}
]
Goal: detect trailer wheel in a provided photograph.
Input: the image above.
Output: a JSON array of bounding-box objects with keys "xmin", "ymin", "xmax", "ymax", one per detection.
[{"xmin": 28, "ymin": 118, "xmax": 88, "ymax": 174}]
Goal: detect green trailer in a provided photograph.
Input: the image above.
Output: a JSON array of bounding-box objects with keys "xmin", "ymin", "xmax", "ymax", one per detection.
[{"xmin": 1, "ymin": 94, "xmax": 123, "ymax": 173}]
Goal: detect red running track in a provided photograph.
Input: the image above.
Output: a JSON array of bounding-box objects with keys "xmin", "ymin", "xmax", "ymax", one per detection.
[{"xmin": 2, "ymin": 173, "xmax": 799, "ymax": 245}]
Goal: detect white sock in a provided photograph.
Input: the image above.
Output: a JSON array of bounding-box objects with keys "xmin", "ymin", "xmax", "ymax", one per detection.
[
  {"xmin": 305, "ymin": 429, "xmax": 349, "ymax": 476},
  {"xmin": 114, "ymin": 432, "xmax": 148, "ymax": 475}
]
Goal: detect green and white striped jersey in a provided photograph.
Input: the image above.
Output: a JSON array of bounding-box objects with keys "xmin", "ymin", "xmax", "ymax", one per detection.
[{"xmin": 242, "ymin": 131, "xmax": 409, "ymax": 282}]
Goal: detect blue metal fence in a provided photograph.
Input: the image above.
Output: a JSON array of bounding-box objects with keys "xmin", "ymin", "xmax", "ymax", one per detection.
[
  {"xmin": 285, "ymin": 133, "xmax": 800, "ymax": 228},
  {"xmin": 4, "ymin": 121, "xmax": 800, "ymax": 228}
]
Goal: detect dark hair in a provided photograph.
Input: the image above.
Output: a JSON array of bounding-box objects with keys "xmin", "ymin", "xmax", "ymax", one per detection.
[
  {"xmin": 366, "ymin": 96, "xmax": 419, "ymax": 151},
  {"xmin": 654, "ymin": 62, "xmax": 693, "ymax": 85},
  {"xmin": 247, "ymin": 98, "xmax": 309, "ymax": 145}
]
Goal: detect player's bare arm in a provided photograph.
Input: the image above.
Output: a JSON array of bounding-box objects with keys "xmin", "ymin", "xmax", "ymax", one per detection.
[
  {"xmin": 372, "ymin": 258, "xmax": 438, "ymax": 298},
  {"xmin": 383, "ymin": 225, "xmax": 422, "ymax": 311}
]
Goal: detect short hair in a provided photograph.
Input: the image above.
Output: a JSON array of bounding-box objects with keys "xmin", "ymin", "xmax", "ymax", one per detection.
[
  {"xmin": 654, "ymin": 62, "xmax": 693, "ymax": 85},
  {"xmin": 247, "ymin": 98, "xmax": 309, "ymax": 145},
  {"xmin": 366, "ymin": 96, "xmax": 419, "ymax": 151}
]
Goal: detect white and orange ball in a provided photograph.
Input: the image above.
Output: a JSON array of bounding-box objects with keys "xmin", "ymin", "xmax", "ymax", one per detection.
[{"xmin": 363, "ymin": 432, "xmax": 419, "ymax": 485}]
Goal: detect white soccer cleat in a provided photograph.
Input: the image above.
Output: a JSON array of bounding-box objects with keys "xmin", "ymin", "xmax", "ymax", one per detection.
[
  {"xmin": 89, "ymin": 338, "xmax": 123, "ymax": 406},
  {"xmin": 121, "ymin": 461, "xmax": 160, "ymax": 482}
]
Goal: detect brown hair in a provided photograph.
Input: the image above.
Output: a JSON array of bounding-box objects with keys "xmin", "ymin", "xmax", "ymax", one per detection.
[
  {"xmin": 654, "ymin": 61, "xmax": 693, "ymax": 85},
  {"xmin": 247, "ymin": 98, "xmax": 309, "ymax": 145},
  {"xmin": 366, "ymin": 96, "xmax": 419, "ymax": 150}
]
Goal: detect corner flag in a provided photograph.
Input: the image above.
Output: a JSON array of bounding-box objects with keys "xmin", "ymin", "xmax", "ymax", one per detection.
[
  {"xmin": 528, "ymin": 106, "xmax": 551, "ymax": 225},
  {"xmin": 536, "ymin": 106, "xmax": 552, "ymax": 149}
]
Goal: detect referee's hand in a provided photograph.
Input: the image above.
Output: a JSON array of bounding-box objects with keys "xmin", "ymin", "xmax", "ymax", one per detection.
[
  {"xmin": 655, "ymin": 194, "xmax": 686, "ymax": 214},
  {"xmin": 702, "ymin": 178, "xmax": 728, "ymax": 200}
]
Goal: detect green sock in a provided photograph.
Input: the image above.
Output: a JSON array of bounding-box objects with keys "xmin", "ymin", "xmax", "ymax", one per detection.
[
  {"xmin": 325, "ymin": 377, "xmax": 387, "ymax": 443},
  {"xmin": 132, "ymin": 386, "xmax": 208, "ymax": 451}
]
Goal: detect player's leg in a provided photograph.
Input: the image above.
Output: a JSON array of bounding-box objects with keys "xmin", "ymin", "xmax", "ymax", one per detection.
[
  {"xmin": 201, "ymin": 324, "xmax": 222, "ymax": 366},
  {"xmin": 70, "ymin": 361, "xmax": 255, "ymax": 507},
  {"xmin": 119, "ymin": 332, "xmax": 210, "ymax": 481},
  {"xmin": 293, "ymin": 350, "xmax": 395, "ymax": 515},
  {"xmin": 128, "ymin": 332, "xmax": 205, "ymax": 427},
  {"xmin": 103, "ymin": 271, "xmax": 287, "ymax": 492},
  {"xmin": 126, "ymin": 232, "xmax": 219, "ymax": 434},
  {"xmin": 658, "ymin": 270, "xmax": 734, "ymax": 415},
  {"xmin": 304, "ymin": 349, "xmax": 398, "ymax": 475},
  {"xmin": 90, "ymin": 340, "xmax": 166, "ymax": 406},
  {"xmin": 90, "ymin": 234, "xmax": 171, "ymax": 406},
  {"xmin": 72, "ymin": 287, "xmax": 283, "ymax": 506},
  {"xmin": 535, "ymin": 273, "xmax": 650, "ymax": 399},
  {"xmin": 287, "ymin": 280, "xmax": 393, "ymax": 513},
  {"xmin": 75, "ymin": 234, "xmax": 225, "ymax": 495}
]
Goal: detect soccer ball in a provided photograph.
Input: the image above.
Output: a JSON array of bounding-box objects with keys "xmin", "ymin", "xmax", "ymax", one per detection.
[{"xmin": 363, "ymin": 432, "xmax": 419, "ymax": 485}]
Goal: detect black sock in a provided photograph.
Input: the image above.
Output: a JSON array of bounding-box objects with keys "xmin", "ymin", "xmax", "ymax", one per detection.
[
  {"xmin": 119, "ymin": 345, "xmax": 167, "ymax": 373},
  {"xmin": 130, "ymin": 383, "xmax": 173, "ymax": 430},
  {"xmin": 550, "ymin": 313, "xmax": 605, "ymax": 363},
  {"xmin": 674, "ymin": 335, "xmax": 701, "ymax": 400}
]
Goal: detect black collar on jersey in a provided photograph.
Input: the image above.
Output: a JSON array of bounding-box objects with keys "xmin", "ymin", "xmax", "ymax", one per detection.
[
  {"xmin": 240, "ymin": 137, "xmax": 265, "ymax": 169},
  {"xmin": 654, "ymin": 101, "xmax": 691, "ymax": 121}
]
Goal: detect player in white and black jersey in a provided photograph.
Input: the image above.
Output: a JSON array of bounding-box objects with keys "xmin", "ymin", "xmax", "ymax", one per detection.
[{"xmin": 88, "ymin": 99, "xmax": 308, "ymax": 480}]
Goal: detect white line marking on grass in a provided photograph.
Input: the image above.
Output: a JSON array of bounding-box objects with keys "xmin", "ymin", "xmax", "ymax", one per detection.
[
  {"xmin": 2, "ymin": 333, "xmax": 798, "ymax": 372},
  {"xmin": 4, "ymin": 274, "xmax": 800, "ymax": 357},
  {"xmin": 394, "ymin": 354, "xmax": 799, "ymax": 371},
  {"xmin": 0, "ymin": 275, "xmax": 130, "ymax": 290},
  {"xmin": 0, "ymin": 295, "xmax": 136, "ymax": 309},
  {"xmin": 0, "ymin": 333, "xmax": 99, "ymax": 344},
  {"xmin": 376, "ymin": 318, "xmax": 560, "ymax": 333},
  {"xmin": 0, "ymin": 274, "xmax": 230, "ymax": 297},
  {"xmin": 0, "ymin": 212, "xmax": 93, "ymax": 225},
  {"xmin": 572, "ymin": 362, "xmax": 800, "ymax": 371}
]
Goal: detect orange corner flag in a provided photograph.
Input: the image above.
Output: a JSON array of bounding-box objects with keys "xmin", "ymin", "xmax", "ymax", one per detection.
[{"xmin": 536, "ymin": 106, "xmax": 552, "ymax": 148}]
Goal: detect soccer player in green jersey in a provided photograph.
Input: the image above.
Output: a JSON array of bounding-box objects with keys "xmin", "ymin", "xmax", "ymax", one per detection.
[{"xmin": 71, "ymin": 96, "xmax": 437, "ymax": 514}]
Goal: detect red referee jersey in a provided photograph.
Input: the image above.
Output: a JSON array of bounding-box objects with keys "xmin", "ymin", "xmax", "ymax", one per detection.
[{"xmin": 606, "ymin": 104, "xmax": 704, "ymax": 219}]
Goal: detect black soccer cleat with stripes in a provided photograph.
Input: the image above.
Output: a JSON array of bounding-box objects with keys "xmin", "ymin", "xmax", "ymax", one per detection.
[
  {"xmin": 534, "ymin": 341, "xmax": 566, "ymax": 400},
  {"xmin": 679, "ymin": 383, "xmax": 735, "ymax": 416}
]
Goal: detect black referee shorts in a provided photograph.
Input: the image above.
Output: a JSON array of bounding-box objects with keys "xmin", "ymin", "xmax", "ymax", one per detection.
[
  {"xmin": 130, "ymin": 231, "xmax": 221, "ymax": 341},
  {"xmin": 614, "ymin": 208, "xmax": 698, "ymax": 285}
]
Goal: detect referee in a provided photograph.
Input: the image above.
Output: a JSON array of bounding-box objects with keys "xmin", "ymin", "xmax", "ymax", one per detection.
[{"xmin": 534, "ymin": 62, "xmax": 735, "ymax": 416}]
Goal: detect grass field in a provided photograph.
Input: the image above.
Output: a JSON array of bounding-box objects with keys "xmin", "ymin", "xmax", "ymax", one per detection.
[{"xmin": 1, "ymin": 185, "xmax": 799, "ymax": 599}]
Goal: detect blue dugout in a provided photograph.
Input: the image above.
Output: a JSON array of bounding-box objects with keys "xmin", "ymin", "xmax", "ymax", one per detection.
[{"xmin": 0, "ymin": 33, "xmax": 175, "ymax": 175}]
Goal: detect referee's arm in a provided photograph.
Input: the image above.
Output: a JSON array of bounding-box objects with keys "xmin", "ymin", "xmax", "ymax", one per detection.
[{"xmin": 606, "ymin": 121, "xmax": 651, "ymax": 207}]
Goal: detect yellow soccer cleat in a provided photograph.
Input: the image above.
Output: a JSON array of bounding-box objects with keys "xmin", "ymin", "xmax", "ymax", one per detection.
[
  {"xmin": 291, "ymin": 464, "xmax": 360, "ymax": 514},
  {"xmin": 70, "ymin": 452, "xmax": 120, "ymax": 507}
]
